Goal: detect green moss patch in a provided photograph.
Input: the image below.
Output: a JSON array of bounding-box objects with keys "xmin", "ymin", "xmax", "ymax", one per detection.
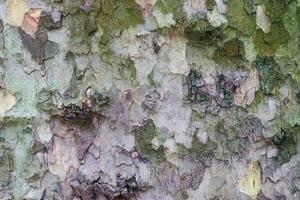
[
  {"xmin": 213, "ymin": 38, "xmax": 245, "ymax": 65},
  {"xmin": 255, "ymin": 23, "xmax": 290, "ymax": 56},
  {"xmin": 97, "ymin": 0, "xmax": 143, "ymax": 43},
  {"xmin": 273, "ymin": 126, "xmax": 299, "ymax": 164},
  {"xmin": 184, "ymin": 18, "xmax": 224, "ymax": 47},
  {"xmin": 176, "ymin": 135, "xmax": 217, "ymax": 160},
  {"xmin": 155, "ymin": 0, "xmax": 184, "ymax": 21},
  {"xmin": 227, "ymin": 0, "xmax": 256, "ymax": 35},
  {"xmin": 255, "ymin": 57, "xmax": 283, "ymax": 95},
  {"xmin": 134, "ymin": 120, "xmax": 166, "ymax": 163}
]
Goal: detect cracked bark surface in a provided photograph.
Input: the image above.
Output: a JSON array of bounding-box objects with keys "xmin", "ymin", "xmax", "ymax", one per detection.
[{"xmin": 0, "ymin": 0, "xmax": 299, "ymax": 199}]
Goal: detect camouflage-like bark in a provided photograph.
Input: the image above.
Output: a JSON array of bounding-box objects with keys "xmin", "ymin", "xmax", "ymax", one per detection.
[{"xmin": 0, "ymin": 0, "xmax": 299, "ymax": 199}]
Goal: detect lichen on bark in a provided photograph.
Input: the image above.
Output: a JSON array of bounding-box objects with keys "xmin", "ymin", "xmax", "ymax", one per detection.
[{"xmin": 0, "ymin": 0, "xmax": 299, "ymax": 199}]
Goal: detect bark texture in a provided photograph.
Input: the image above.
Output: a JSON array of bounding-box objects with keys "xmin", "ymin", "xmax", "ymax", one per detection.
[{"xmin": 0, "ymin": 0, "xmax": 299, "ymax": 199}]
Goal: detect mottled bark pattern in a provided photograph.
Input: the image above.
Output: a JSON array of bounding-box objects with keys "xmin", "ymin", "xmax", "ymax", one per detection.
[{"xmin": 0, "ymin": 0, "xmax": 299, "ymax": 200}]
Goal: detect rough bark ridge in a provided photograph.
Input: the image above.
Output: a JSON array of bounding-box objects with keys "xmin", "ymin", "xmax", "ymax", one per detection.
[{"xmin": 0, "ymin": 0, "xmax": 299, "ymax": 199}]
